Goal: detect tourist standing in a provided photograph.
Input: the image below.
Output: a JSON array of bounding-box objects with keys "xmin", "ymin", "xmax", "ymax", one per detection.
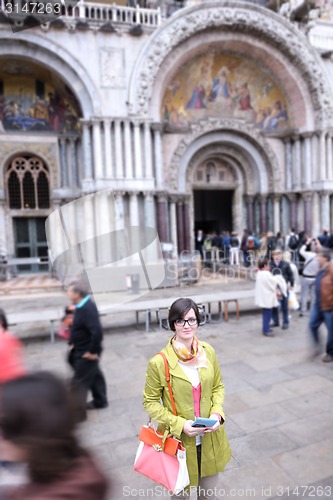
[
  {"xmin": 270, "ymin": 249, "xmax": 294, "ymax": 330},
  {"xmin": 255, "ymin": 259, "xmax": 287, "ymax": 337},
  {"xmin": 143, "ymin": 297, "xmax": 231, "ymax": 499}
]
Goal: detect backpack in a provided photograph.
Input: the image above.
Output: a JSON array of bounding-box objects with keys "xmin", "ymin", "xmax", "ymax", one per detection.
[
  {"xmin": 247, "ymin": 236, "xmax": 255, "ymax": 250},
  {"xmin": 288, "ymin": 234, "xmax": 298, "ymax": 250},
  {"xmin": 267, "ymin": 236, "xmax": 276, "ymax": 252}
]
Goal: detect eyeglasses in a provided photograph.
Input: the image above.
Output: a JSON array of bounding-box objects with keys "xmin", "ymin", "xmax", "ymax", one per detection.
[{"xmin": 175, "ymin": 318, "xmax": 198, "ymax": 327}]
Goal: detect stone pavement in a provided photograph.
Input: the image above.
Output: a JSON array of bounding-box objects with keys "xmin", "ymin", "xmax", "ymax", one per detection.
[{"xmin": 1, "ymin": 275, "xmax": 333, "ymax": 499}]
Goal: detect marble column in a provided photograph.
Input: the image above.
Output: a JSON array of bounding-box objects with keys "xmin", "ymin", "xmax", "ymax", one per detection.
[
  {"xmin": 302, "ymin": 192, "xmax": 312, "ymax": 236},
  {"xmin": 292, "ymin": 137, "xmax": 301, "ymax": 190},
  {"xmin": 284, "ymin": 139, "xmax": 292, "ymax": 191},
  {"xmin": 259, "ymin": 195, "xmax": 267, "ymax": 234},
  {"xmin": 156, "ymin": 193, "xmax": 168, "ymax": 243},
  {"xmin": 177, "ymin": 200, "xmax": 185, "ymax": 255},
  {"xmin": 124, "ymin": 120, "xmax": 133, "ymax": 179},
  {"xmin": 0, "ymin": 203, "xmax": 7, "ymax": 255},
  {"xmin": 144, "ymin": 192, "xmax": 156, "ymax": 229},
  {"xmin": 81, "ymin": 120, "xmax": 93, "ymax": 180},
  {"xmin": 69, "ymin": 138, "xmax": 77, "ymax": 187},
  {"xmin": 114, "ymin": 120, "xmax": 123, "ymax": 179},
  {"xmin": 246, "ymin": 195, "xmax": 254, "ymax": 232},
  {"xmin": 320, "ymin": 131, "xmax": 326, "ymax": 181},
  {"xmin": 96, "ymin": 190, "xmax": 111, "ymax": 265},
  {"xmin": 129, "ymin": 192, "xmax": 140, "ymax": 227},
  {"xmin": 273, "ymin": 194, "xmax": 281, "ymax": 234},
  {"xmin": 59, "ymin": 137, "xmax": 68, "ymax": 187},
  {"xmin": 83, "ymin": 194, "xmax": 96, "ymax": 267},
  {"xmin": 327, "ymin": 133, "xmax": 333, "ymax": 180},
  {"xmin": 92, "ymin": 119, "xmax": 103, "ymax": 179},
  {"xmin": 302, "ymin": 133, "xmax": 312, "ymax": 189},
  {"xmin": 297, "ymin": 196, "xmax": 304, "ymax": 233},
  {"xmin": 288, "ymin": 194, "xmax": 297, "ymax": 231},
  {"xmin": 114, "ymin": 192, "xmax": 125, "ymax": 230},
  {"xmin": 144, "ymin": 121, "xmax": 153, "ymax": 179},
  {"xmin": 312, "ymin": 191, "xmax": 321, "ymax": 237},
  {"xmin": 104, "ymin": 119, "xmax": 113, "ymax": 179},
  {"xmin": 232, "ymin": 184, "xmax": 243, "ymax": 235},
  {"xmin": 320, "ymin": 191, "xmax": 330, "ymax": 231},
  {"xmin": 152, "ymin": 123, "xmax": 163, "ymax": 188},
  {"xmin": 114, "ymin": 191, "xmax": 125, "ymax": 262},
  {"xmin": 169, "ymin": 197, "xmax": 178, "ymax": 257},
  {"xmin": 183, "ymin": 199, "xmax": 191, "ymax": 252},
  {"xmin": 133, "ymin": 121, "xmax": 143, "ymax": 179}
]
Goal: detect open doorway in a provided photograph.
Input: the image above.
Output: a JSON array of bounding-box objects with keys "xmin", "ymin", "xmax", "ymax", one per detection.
[{"xmin": 194, "ymin": 189, "xmax": 233, "ymax": 235}]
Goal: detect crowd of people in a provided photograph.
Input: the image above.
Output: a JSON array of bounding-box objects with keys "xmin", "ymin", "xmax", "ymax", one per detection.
[
  {"xmin": 253, "ymin": 231, "xmax": 333, "ymax": 366},
  {"xmin": 197, "ymin": 227, "xmax": 333, "ymax": 270}
]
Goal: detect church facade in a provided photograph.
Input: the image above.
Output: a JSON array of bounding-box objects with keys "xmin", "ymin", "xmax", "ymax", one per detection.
[{"xmin": 1, "ymin": 0, "xmax": 333, "ymax": 265}]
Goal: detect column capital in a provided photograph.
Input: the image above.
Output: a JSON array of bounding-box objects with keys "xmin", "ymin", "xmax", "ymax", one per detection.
[
  {"xmin": 320, "ymin": 190, "xmax": 330, "ymax": 197},
  {"xmin": 258, "ymin": 194, "xmax": 268, "ymax": 203},
  {"xmin": 286, "ymin": 193, "xmax": 297, "ymax": 202},
  {"xmin": 272, "ymin": 192, "xmax": 282, "ymax": 202},
  {"xmin": 301, "ymin": 191, "xmax": 312, "ymax": 202},
  {"xmin": 114, "ymin": 191, "xmax": 126, "ymax": 198},
  {"xmin": 300, "ymin": 131, "xmax": 313, "ymax": 139},
  {"xmin": 132, "ymin": 118, "xmax": 143, "ymax": 128},
  {"xmin": 156, "ymin": 191, "xmax": 168, "ymax": 203},
  {"xmin": 79, "ymin": 118, "xmax": 91, "ymax": 127},
  {"xmin": 151, "ymin": 122, "xmax": 163, "ymax": 133},
  {"xmin": 91, "ymin": 118, "xmax": 102, "ymax": 125},
  {"xmin": 245, "ymin": 194, "xmax": 255, "ymax": 203},
  {"xmin": 142, "ymin": 191, "xmax": 154, "ymax": 199}
]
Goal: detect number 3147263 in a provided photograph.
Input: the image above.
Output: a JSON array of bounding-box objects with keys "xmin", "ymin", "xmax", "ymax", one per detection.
[{"xmin": 5, "ymin": 3, "xmax": 61, "ymax": 15}]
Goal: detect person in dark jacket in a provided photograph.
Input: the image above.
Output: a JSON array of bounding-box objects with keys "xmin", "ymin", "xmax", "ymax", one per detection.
[
  {"xmin": 309, "ymin": 247, "xmax": 333, "ymax": 363},
  {"xmin": 270, "ymin": 249, "xmax": 294, "ymax": 330},
  {"xmin": 67, "ymin": 280, "xmax": 108, "ymax": 412},
  {"xmin": 0, "ymin": 372, "xmax": 109, "ymax": 499}
]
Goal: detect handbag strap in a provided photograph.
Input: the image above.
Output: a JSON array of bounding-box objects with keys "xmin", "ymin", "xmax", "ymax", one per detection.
[{"xmin": 158, "ymin": 351, "xmax": 177, "ymax": 416}]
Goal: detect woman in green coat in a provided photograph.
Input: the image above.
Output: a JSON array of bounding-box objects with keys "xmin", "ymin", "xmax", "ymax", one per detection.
[{"xmin": 143, "ymin": 298, "xmax": 231, "ymax": 499}]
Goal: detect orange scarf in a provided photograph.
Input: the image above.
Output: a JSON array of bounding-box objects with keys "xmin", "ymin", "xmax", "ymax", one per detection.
[{"xmin": 171, "ymin": 336, "xmax": 207, "ymax": 368}]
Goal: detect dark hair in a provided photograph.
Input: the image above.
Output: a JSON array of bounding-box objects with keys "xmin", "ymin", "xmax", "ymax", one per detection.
[
  {"xmin": 0, "ymin": 308, "xmax": 8, "ymax": 330},
  {"xmin": 168, "ymin": 298, "xmax": 201, "ymax": 332},
  {"xmin": 0, "ymin": 371, "xmax": 84, "ymax": 483},
  {"xmin": 258, "ymin": 258, "xmax": 268, "ymax": 270},
  {"xmin": 68, "ymin": 279, "xmax": 90, "ymax": 298}
]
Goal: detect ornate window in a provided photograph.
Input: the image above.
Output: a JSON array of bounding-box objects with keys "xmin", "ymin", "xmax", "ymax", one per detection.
[{"xmin": 6, "ymin": 156, "xmax": 50, "ymax": 209}]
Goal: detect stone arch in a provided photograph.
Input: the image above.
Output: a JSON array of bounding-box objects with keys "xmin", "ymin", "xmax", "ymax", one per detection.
[
  {"xmin": 128, "ymin": 1, "xmax": 333, "ymax": 128},
  {"xmin": 0, "ymin": 32, "xmax": 101, "ymax": 117},
  {"xmin": 169, "ymin": 119, "xmax": 279, "ymax": 194}
]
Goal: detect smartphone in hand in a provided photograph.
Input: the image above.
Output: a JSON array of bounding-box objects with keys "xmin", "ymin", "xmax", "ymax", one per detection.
[{"xmin": 191, "ymin": 417, "xmax": 218, "ymax": 428}]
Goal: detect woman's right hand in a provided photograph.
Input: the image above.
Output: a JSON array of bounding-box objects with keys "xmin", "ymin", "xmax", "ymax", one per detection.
[{"xmin": 182, "ymin": 420, "xmax": 205, "ymax": 437}]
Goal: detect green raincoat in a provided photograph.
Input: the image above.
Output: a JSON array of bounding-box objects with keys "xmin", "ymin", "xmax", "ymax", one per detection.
[{"xmin": 143, "ymin": 340, "xmax": 232, "ymax": 486}]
